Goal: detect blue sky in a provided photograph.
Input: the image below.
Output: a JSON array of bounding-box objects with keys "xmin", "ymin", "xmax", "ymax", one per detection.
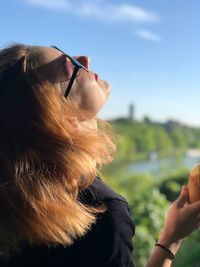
[{"xmin": 1, "ymin": 0, "xmax": 200, "ymax": 126}]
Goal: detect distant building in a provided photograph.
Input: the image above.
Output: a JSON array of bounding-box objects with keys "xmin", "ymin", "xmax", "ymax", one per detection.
[{"xmin": 129, "ymin": 103, "xmax": 135, "ymax": 121}]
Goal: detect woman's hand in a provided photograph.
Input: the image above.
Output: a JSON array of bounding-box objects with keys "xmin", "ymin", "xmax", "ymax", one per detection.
[
  {"xmin": 160, "ymin": 186, "xmax": 200, "ymax": 244},
  {"xmin": 146, "ymin": 186, "xmax": 200, "ymax": 267}
]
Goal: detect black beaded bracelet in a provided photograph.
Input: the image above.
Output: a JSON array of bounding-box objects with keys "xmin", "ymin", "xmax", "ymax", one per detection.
[{"xmin": 155, "ymin": 243, "xmax": 175, "ymax": 260}]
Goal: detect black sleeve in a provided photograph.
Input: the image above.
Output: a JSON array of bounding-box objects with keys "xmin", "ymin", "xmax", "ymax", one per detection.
[
  {"xmin": 105, "ymin": 199, "xmax": 135, "ymax": 267},
  {"xmin": 81, "ymin": 177, "xmax": 136, "ymax": 267}
]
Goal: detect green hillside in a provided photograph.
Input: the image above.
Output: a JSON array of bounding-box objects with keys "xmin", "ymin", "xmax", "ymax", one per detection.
[{"xmin": 110, "ymin": 117, "xmax": 200, "ymax": 162}]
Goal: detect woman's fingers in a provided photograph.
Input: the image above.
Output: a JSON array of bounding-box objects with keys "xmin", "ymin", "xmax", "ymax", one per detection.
[
  {"xmin": 175, "ymin": 186, "xmax": 189, "ymax": 208},
  {"xmin": 189, "ymin": 201, "xmax": 200, "ymax": 215}
]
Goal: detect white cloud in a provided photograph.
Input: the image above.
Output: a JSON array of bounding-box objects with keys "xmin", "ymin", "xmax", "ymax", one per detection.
[
  {"xmin": 23, "ymin": 0, "xmax": 161, "ymax": 41},
  {"xmin": 136, "ymin": 29, "xmax": 161, "ymax": 42},
  {"xmin": 113, "ymin": 5, "xmax": 158, "ymax": 23},
  {"xmin": 76, "ymin": 3, "xmax": 158, "ymax": 23},
  {"xmin": 23, "ymin": 0, "xmax": 159, "ymax": 24}
]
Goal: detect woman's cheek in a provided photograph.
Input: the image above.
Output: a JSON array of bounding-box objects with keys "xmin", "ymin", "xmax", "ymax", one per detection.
[
  {"xmin": 70, "ymin": 77, "xmax": 107, "ymax": 115},
  {"xmin": 81, "ymin": 87, "xmax": 105, "ymax": 114}
]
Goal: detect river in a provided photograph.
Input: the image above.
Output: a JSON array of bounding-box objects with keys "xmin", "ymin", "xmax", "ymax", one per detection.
[{"xmin": 128, "ymin": 149, "xmax": 200, "ymax": 177}]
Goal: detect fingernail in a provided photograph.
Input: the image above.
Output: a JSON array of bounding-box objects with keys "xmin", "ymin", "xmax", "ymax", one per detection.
[{"xmin": 182, "ymin": 186, "xmax": 188, "ymax": 192}]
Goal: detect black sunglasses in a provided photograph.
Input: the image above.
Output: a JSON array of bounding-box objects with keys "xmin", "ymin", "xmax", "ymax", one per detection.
[{"xmin": 51, "ymin": 46, "xmax": 89, "ymax": 98}]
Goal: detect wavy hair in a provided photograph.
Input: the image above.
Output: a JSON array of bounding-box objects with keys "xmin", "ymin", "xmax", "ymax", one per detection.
[{"xmin": 0, "ymin": 43, "xmax": 116, "ymax": 256}]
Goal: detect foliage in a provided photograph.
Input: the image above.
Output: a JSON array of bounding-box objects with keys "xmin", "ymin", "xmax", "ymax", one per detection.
[
  {"xmin": 110, "ymin": 118, "xmax": 200, "ymax": 162},
  {"xmin": 159, "ymin": 169, "xmax": 189, "ymax": 201},
  {"xmin": 102, "ymin": 166, "xmax": 200, "ymax": 266},
  {"xmin": 173, "ymin": 231, "xmax": 200, "ymax": 267},
  {"xmin": 101, "ymin": 118, "xmax": 200, "ymax": 266}
]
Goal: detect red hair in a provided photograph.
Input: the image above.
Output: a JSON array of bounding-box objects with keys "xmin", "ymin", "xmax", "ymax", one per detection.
[{"xmin": 0, "ymin": 44, "xmax": 116, "ymax": 256}]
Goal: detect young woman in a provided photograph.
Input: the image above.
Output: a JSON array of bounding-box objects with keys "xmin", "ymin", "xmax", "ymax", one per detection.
[{"xmin": 0, "ymin": 43, "xmax": 200, "ymax": 267}]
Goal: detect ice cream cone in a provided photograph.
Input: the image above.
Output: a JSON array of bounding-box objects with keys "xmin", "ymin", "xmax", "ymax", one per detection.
[{"xmin": 188, "ymin": 164, "xmax": 200, "ymax": 203}]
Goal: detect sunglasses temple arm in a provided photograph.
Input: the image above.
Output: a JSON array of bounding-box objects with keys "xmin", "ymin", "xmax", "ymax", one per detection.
[{"xmin": 64, "ymin": 67, "xmax": 79, "ymax": 98}]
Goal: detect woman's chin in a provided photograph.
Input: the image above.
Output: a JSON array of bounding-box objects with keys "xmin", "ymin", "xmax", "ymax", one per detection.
[
  {"xmin": 104, "ymin": 80, "xmax": 111, "ymax": 92},
  {"xmin": 98, "ymin": 79, "xmax": 111, "ymax": 93}
]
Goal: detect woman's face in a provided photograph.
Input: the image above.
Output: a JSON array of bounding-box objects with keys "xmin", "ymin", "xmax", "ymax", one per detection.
[{"xmin": 40, "ymin": 47, "xmax": 111, "ymax": 118}]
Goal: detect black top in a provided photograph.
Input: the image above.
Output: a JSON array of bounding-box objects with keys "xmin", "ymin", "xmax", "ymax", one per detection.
[{"xmin": 1, "ymin": 177, "xmax": 135, "ymax": 267}]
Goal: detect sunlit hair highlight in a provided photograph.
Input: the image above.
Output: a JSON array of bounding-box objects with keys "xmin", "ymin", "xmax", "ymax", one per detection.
[{"xmin": 0, "ymin": 43, "xmax": 116, "ymax": 256}]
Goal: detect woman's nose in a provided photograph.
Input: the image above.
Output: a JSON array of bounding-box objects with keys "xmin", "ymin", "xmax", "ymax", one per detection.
[{"xmin": 74, "ymin": 56, "xmax": 90, "ymax": 70}]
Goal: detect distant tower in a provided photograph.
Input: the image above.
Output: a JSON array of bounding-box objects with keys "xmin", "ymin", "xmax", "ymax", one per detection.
[{"xmin": 129, "ymin": 103, "xmax": 135, "ymax": 121}]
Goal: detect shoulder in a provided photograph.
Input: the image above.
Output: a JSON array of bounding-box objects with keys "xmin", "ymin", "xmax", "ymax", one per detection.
[
  {"xmin": 83, "ymin": 177, "xmax": 135, "ymax": 266},
  {"xmin": 80, "ymin": 176, "xmax": 135, "ymax": 242},
  {"xmin": 81, "ymin": 176, "xmax": 129, "ymax": 204}
]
